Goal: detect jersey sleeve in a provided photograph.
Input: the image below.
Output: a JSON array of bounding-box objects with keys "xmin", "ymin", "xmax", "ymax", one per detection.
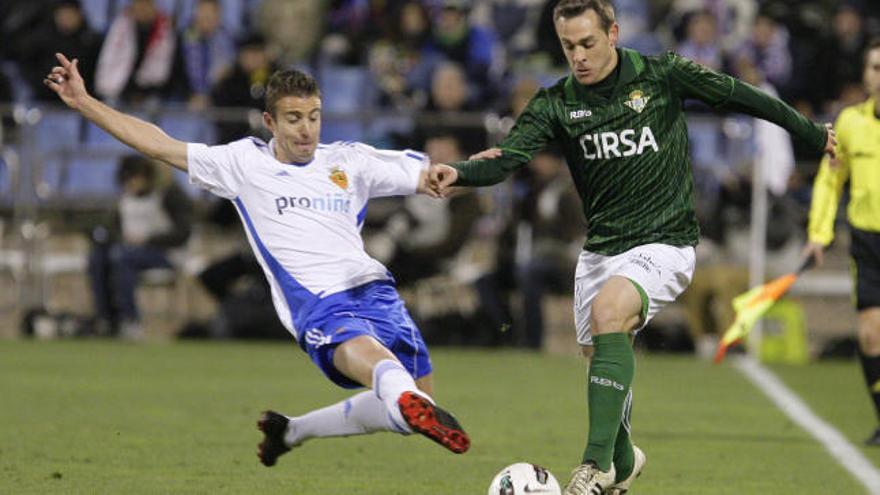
[
  {"xmin": 348, "ymin": 143, "xmax": 428, "ymax": 198},
  {"xmin": 807, "ymin": 111, "xmax": 851, "ymax": 245},
  {"xmin": 665, "ymin": 51, "xmax": 736, "ymax": 106},
  {"xmin": 666, "ymin": 51, "xmax": 827, "ymax": 155},
  {"xmin": 187, "ymin": 142, "xmax": 248, "ymax": 199},
  {"xmin": 454, "ymin": 88, "xmax": 557, "ymax": 187}
]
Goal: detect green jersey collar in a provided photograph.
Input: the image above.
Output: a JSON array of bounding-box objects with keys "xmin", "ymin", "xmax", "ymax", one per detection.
[{"xmin": 564, "ymin": 47, "xmax": 645, "ymax": 104}]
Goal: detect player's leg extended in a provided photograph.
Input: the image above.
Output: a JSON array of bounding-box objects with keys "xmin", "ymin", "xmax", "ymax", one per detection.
[
  {"xmin": 282, "ymin": 373, "xmax": 431, "ymax": 448},
  {"xmin": 258, "ymin": 336, "xmax": 427, "ymax": 466},
  {"xmin": 579, "ymin": 346, "xmax": 637, "ymax": 485},
  {"xmin": 566, "ymin": 244, "xmax": 693, "ymax": 493},
  {"xmin": 857, "ymin": 307, "xmax": 880, "ymax": 445},
  {"xmin": 334, "ymin": 335, "xmax": 469, "ymax": 453},
  {"xmin": 564, "ymin": 276, "xmax": 641, "ymax": 494},
  {"xmin": 582, "ymin": 276, "xmax": 641, "ymax": 469},
  {"xmin": 257, "ymin": 335, "xmax": 410, "ymax": 467}
]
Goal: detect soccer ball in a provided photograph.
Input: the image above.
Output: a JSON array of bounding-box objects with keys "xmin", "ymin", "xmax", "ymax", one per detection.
[{"xmin": 487, "ymin": 462, "xmax": 562, "ymax": 495}]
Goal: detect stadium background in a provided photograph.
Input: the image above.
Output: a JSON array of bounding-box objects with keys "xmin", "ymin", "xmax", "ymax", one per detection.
[{"xmin": 1, "ymin": 0, "xmax": 880, "ymax": 493}]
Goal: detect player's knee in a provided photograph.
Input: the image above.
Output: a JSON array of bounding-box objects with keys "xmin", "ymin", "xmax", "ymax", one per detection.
[{"xmin": 590, "ymin": 300, "xmax": 636, "ymax": 334}]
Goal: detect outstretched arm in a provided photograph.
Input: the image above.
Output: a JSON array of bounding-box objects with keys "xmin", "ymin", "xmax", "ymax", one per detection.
[
  {"xmin": 44, "ymin": 53, "xmax": 188, "ymax": 171},
  {"xmin": 429, "ymin": 89, "xmax": 556, "ymax": 195},
  {"xmin": 667, "ymin": 52, "xmax": 836, "ymax": 159}
]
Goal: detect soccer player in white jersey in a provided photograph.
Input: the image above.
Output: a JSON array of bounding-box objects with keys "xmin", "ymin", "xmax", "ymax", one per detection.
[{"xmin": 44, "ymin": 53, "xmax": 470, "ymax": 465}]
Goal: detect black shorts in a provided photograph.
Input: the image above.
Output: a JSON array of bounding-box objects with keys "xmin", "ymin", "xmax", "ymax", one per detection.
[{"xmin": 850, "ymin": 227, "xmax": 880, "ymax": 310}]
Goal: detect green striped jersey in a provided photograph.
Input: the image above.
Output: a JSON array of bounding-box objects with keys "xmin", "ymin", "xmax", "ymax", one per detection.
[{"xmin": 453, "ymin": 48, "xmax": 826, "ymax": 255}]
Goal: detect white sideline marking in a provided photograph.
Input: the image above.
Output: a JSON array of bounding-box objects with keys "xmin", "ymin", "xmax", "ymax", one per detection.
[{"xmin": 735, "ymin": 356, "xmax": 880, "ymax": 494}]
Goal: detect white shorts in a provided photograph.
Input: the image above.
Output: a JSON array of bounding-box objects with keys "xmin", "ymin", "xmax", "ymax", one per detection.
[{"xmin": 573, "ymin": 243, "xmax": 696, "ymax": 345}]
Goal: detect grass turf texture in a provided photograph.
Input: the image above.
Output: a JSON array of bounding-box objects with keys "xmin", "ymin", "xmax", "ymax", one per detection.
[{"xmin": 0, "ymin": 340, "xmax": 869, "ymax": 494}]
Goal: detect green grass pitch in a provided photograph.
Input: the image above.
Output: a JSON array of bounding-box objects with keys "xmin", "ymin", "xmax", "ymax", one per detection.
[{"xmin": 0, "ymin": 340, "xmax": 875, "ymax": 494}]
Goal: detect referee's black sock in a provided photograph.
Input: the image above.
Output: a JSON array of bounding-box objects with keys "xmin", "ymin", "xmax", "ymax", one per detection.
[{"xmin": 858, "ymin": 352, "xmax": 880, "ymax": 422}]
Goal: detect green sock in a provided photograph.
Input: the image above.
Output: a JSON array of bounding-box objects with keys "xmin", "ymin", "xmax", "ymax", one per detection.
[
  {"xmin": 582, "ymin": 332, "xmax": 634, "ymax": 471},
  {"xmin": 612, "ymin": 389, "xmax": 634, "ymax": 483}
]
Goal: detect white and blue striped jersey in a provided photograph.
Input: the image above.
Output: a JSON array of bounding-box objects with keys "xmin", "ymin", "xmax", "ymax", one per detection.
[{"xmin": 187, "ymin": 138, "xmax": 428, "ymax": 339}]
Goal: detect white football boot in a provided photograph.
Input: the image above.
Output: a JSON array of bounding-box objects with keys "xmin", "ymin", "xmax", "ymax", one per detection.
[
  {"xmin": 563, "ymin": 462, "xmax": 616, "ymax": 495},
  {"xmin": 607, "ymin": 445, "xmax": 646, "ymax": 494}
]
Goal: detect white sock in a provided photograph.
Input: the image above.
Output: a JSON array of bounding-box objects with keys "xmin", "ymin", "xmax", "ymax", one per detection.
[
  {"xmin": 372, "ymin": 359, "xmax": 432, "ymax": 433},
  {"xmin": 284, "ymin": 390, "xmax": 406, "ymax": 446}
]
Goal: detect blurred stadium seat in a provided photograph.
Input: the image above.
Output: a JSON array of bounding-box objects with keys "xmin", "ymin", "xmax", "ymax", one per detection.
[
  {"xmin": 158, "ymin": 113, "xmax": 216, "ymax": 144},
  {"xmin": 40, "ymin": 154, "xmax": 119, "ymax": 199},
  {"xmin": 319, "ymin": 66, "xmax": 374, "ymax": 112},
  {"xmin": 0, "ymin": 155, "xmax": 9, "ymax": 204},
  {"xmin": 62, "ymin": 155, "xmax": 119, "ymax": 196},
  {"xmin": 318, "ymin": 66, "xmax": 375, "ymax": 143},
  {"xmin": 35, "ymin": 111, "xmax": 84, "ymax": 148},
  {"xmin": 321, "ymin": 118, "xmax": 364, "ymax": 144}
]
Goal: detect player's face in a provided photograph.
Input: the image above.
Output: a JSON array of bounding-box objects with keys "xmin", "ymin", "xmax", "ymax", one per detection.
[
  {"xmin": 264, "ymin": 95, "xmax": 321, "ymax": 164},
  {"xmin": 555, "ymin": 9, "xmax": 619, "ymax": 85},
  {"xmin": 864, "ymin": 48, "xmax": 880, "ymax": 98}
]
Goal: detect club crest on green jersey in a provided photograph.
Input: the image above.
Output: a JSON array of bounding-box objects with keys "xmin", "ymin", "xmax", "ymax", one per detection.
[{"xmin": 623, "ymin": 90, "xmax": 651, "ymax": 114}]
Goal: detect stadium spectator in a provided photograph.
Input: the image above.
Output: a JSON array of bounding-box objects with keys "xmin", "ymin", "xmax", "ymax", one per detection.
[
  {"xmin": 20, "ymin": 0, "xmax": 102, "ymax": 103},
  {"xmin": 613, "ymin": 0, "xmax": 664, "ymax": 55},
  {"xmin": 470, "ymin": 0, "xmax": 548, "ymax": 59},
  {"xmin": 322, "ymin": 0, "xmax": 403, "ymax": 65},
  {"xmin": 471, "ymin": 147, "xmax": 584, "ymax": 351},
  {"xmin": 818, "ymin": 3, "xmax": 870, "ymax": 112},
  {"xmin": 470, "ymin": 76, "xmax": 540, "ymax": 348},
  {"xmin": 367, "ymin": 0, "xmax": 442, "ymax": 110},
  {"xmin": 177, "ymin": 198, "xmax": 282, "ymax": 340},
  {"xmin": 804, "ymin": 38, "xmax": 880, "ymax": 447},
  {"xmin": 0, "ymin": 0, "xmax": 47, "ymax": 63},
  {"xmin": 179, "ymin": 0, "xmax": 235, "ymax": 110},
  {"xmin": 431, "ymin": 0, "xmax": 502, "ymax": 101},
  {"xmin": 429, "ymin": 0, "xmax": 836, "ymax": 492},
  {"xmin": 87, "ymin": 155, "xmax": 193, "ymax": 339},
  {"xmin": 734, "ymin": 12, "xmax": 792, "ymax": 91},
  {"xmin": 373, "ymin": 131, "xmax": 481, "ymax": 287},
  {"xmin": 93, "ymin": 0, "xmax": 187, "ymax": 104},
  {"xmin": 777, "ymin": 0, "xmax": 828, "ymax": 112},
  {"xmin": 665, "ymin": 0, "xmax": 757, "ymax": 51},
  {"xmin": 733, "ymin": 56, "xmax": 796, "ymax": 197},
  {"xmin": 45, "ymin": 52, "xmax": 471, "ymax": 466},
  {"xmin": 515, "ymin": 148, "xmax": 585, "ymax": 349},
  {"xmin": 255, "ymin": 0, "xmax": 325, "ymax": 67},
  {"xmin": 211, "ymin": 33, "xmax": 276, "ymax": 143},
  {"xmin": 676, "ymin": 10, "xmax": 723, "ymax": 71},
  {"xmin": 410, "ymin": 62, "xmax": 488, "ymax": 153},
  {"xmin": 535, "ymin": 0, "xmax": 570, "ymax": 68}
]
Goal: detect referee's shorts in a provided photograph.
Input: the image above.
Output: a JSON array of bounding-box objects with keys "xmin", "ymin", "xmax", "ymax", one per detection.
[{"xmin": 850, "ymin": 226, "xmax": 880, "ymax": 311}]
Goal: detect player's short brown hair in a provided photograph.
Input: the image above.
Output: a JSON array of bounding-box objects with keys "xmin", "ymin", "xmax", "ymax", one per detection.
[
  {"xmin": 553, "ymin": 0, "xmax": 616, "ymax": 33},
  {"xmin": 265, "ymin": 70, "xmax": 321, "ymax": 116}
]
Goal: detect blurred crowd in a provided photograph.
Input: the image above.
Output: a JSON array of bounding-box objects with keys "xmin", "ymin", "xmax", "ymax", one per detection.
[
  {"xmin": 2, "ymin": 0, "xmax": 878, "ymax": 348},
  {"xmin": 0, "ymin": 0, "xmax": 877, "ymax": 116}
]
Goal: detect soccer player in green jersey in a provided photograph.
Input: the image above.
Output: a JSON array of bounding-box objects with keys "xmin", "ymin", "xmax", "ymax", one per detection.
[{"xmin": 429, "ymin": 0, "xmax": 837, "ymax": 493}]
